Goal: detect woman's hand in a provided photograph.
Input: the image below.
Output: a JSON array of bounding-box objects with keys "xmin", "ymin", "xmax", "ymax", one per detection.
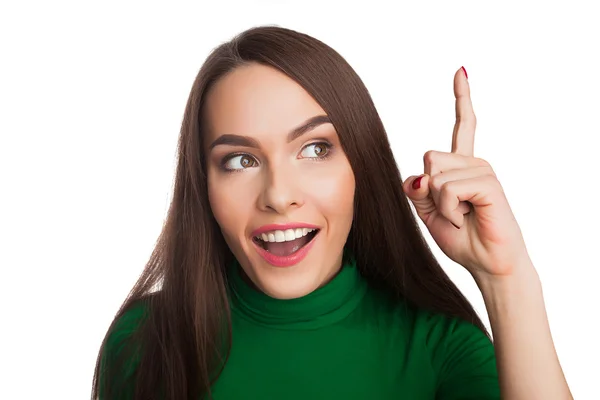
[{"xmin": 403, "ymin": 67, "xmax": 531, "ymax": 280}]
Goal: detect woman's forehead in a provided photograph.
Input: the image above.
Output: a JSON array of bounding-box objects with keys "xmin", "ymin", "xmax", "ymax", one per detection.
[{"xmin": 203, "ymin": 63, "xmax": 326, "ymax": 140}]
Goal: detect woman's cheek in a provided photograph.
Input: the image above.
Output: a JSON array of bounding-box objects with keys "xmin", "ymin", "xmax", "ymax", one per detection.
[
  {"xmin": 208, "ymin": 177, "xmax": 238, "ymax": 230},
  {"xmin": 310, "ymin": 162, "xmax": 355, "ymax": 203},
  {"xmin": 210, "ymin": 173, "xmax": 257, "ymax": 232}
]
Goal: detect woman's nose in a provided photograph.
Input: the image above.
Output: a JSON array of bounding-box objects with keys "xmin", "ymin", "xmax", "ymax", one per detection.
[{"xmin": 257, "ymin": 163, "xmax": 304, "ymax": 214}]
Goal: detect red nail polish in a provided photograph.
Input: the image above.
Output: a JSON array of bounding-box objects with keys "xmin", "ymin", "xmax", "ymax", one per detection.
[
  {"xmin": 461, "ymin": 66, "xmax": 468, "ymax": 79},
  {"xmin": 412, "ymin": 176, "xmax": 423, "ymax": 190}
]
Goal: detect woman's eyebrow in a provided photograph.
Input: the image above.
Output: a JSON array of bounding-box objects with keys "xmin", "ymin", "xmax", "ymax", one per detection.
[
  {"xmin": 208, "ymin": 115, "xmax": 331, "ymax": 150},
  {"xmin": 288, "ymin": 115, "xmax": 331, "ymax": 142}
]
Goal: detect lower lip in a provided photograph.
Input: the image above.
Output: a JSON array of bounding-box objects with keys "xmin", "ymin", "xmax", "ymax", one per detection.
[{"xmin": 252, "ymin": 232, "xmax": 319, "ymax": 267}]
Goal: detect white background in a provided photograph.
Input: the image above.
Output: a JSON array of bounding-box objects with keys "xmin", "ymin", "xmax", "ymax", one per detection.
[{"xmin": 1, "ymin": 1, "xmax": 598, "ymax": 398}]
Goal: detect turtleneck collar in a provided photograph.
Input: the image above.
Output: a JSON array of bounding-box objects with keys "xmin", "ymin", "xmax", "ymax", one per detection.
[{"xmin": 226, "ymin": 251, "xmax": 368, "ymax": 330}]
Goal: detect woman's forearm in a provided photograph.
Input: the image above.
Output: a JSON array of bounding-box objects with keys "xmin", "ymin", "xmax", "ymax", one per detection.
[{"xmin": 474, "ymin": 260, "xmax": 572, "ymax": 399}]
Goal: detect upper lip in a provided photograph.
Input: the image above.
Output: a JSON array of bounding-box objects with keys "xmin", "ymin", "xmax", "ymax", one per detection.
[{"xmin": 251, "ymin": 223, "xmax": 320, "ymax": 238}]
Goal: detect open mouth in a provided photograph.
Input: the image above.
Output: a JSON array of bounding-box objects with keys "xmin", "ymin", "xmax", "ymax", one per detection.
[{"xmin": 252, "ymin": 229, "xmax": 320, "ymax": 257}]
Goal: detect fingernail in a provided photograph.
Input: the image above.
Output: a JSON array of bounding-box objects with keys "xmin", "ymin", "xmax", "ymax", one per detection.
[
  {"xmin": 412, "ymin": 176, "xmax": 423, "ymax": 190},
  {"xmin": 461, "ymin": 66, "xmax": 468, "ymax": 80}
]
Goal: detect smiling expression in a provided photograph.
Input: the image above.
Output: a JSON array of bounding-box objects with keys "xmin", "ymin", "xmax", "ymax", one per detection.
[{"xmin": 203, "ymin": 62, "xmax": 356, "ymax": 300}]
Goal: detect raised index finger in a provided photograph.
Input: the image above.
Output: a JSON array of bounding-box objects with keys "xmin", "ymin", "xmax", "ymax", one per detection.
[{"xmin": 451, "ymin": 67, "xmax": 476, "ymax": 156}]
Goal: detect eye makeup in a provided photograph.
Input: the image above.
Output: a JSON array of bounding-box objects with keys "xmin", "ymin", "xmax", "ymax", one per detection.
[{"xmin": 218, "ymin": 140, "xmax": 335, "ymax": 173}]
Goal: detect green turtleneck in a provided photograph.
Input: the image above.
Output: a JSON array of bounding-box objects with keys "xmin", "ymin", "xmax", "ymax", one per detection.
[{"xmin": 101, "ymin": 256, "xmax": 500, "ymax": 399}]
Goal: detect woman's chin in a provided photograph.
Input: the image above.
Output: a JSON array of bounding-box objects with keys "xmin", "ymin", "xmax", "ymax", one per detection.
[{"xmin": 255, "ymin": 274, "xmax": 322, "ymax": 300}]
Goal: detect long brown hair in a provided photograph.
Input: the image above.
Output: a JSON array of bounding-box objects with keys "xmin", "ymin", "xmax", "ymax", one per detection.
[{"xmin": 92, "ymin": 25, "xmax": 489, "ymax": 400}]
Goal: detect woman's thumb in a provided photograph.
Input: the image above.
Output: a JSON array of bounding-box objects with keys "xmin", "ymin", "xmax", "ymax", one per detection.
[{"xmin": 403, "ymin": 174, "xmax": 436, "ymax": 220}]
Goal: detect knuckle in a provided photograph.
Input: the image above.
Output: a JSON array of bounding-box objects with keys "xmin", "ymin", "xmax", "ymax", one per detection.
[
  {"xmin": 423, "ymin": 150, "xmax": 438, "ymax": 165},
  {"xmin": 440, "ymin": 181, "xmax": 454, "ymax": 197},
  {"xmin": 429, "ymin": 174, "xmax": 444, "ymax": 191},
  {"xmin": 475, "ymin": 157, "xmax": 490, "ymax": 168},
  {"xmin": 476, "ymin": 159, "xmax": 497, "ymax": 177}
]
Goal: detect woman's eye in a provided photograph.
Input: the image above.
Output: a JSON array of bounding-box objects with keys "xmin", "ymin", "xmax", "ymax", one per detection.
[
  {"xmin": 300, "ymin": 142, "xmax": 330, "ymax": 158},
  {"xmin": 223, "ymin": 154, "xmax": 257, "ymax": 171}
]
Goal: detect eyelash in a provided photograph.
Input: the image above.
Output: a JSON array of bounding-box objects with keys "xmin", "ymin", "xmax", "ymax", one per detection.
[{"xmin": 220, "ymin": 141, "xmax": 334, "ymax": 173}]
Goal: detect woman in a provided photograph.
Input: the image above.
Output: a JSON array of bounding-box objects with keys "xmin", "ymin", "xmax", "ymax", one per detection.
[{"xmin": 92, "ymin": 26, "xmax": 572, "ymax": 399}]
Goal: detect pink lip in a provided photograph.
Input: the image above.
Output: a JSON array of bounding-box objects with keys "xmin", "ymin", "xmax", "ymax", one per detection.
[
  {"xmin": 252, "ymin": 230, "xmax": 319, "ymax": 268},
  {"xmin": 250, "ymin": 223, "xmax": 320, "ymax": 238}
]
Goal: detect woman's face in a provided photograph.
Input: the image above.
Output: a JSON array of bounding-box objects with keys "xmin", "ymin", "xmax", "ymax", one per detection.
[{"xmin": 204, "ymin": 63, "xmax": 355, "ymax": 299}]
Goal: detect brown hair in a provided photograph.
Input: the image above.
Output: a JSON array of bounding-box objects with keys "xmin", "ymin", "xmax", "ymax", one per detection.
[{"xmin": 91, "ymin": 25, "xmax": 488, "ymax": 399}]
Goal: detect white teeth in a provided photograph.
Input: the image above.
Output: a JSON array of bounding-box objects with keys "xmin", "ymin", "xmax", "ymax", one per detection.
[
  {"xmin": 255, "ymin": 228, "xmax": 317, "ymax": 243},
  {"xmin": 275, "ymin": 230, "xmax": 285, "ymax": 242},
  {"xmin": 284, "ymin": 229, "xmax": 296, "ymax": 241}
]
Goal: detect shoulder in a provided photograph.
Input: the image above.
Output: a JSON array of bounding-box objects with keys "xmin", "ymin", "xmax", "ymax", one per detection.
[
  {"xmin": 411, "ymin": 307, "xmax": 500, "ymax": 399},
  {"xmin": 362, "ymin": 291, "xmax": 500, "ymax": 398},
  {"xmin": 411, "ymin": 306, "xmax": 490, "ymax": 346},
  {"xmin": 361, "ymin": 286, "xmax": 487, "ymax": 341},
  {"xmin": 407, "ymin": 305, "xmax": 495, "ymax": 369},
  {"xmin": 105, "ymin": 294, "xmax": 155, "ymax": 360},
  {"xmin": 107, "ymin": 297, "xmax": 151, "ymax": 346},
  {"xmin": 99, "ymin": 295, "xmax": 154, "ymax": 398}
]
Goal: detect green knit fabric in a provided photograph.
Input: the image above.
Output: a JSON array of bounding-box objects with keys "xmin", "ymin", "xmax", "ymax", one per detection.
[{"xmin": 100, "ymin": 256, "xmax": 500, "ymax": 399}]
